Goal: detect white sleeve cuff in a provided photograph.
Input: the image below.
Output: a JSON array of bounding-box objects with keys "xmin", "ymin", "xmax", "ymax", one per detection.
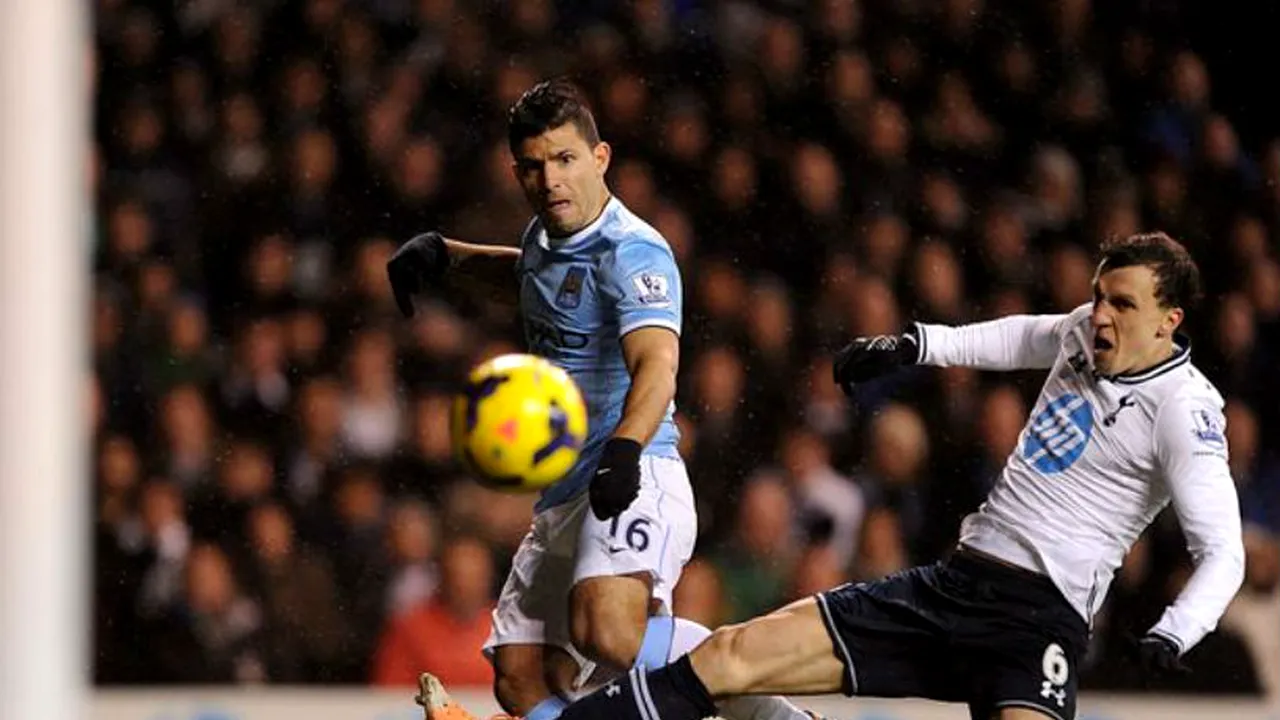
[{"xmin": 619, "ymin": 318, "xmax": 681, "ymax": 337}]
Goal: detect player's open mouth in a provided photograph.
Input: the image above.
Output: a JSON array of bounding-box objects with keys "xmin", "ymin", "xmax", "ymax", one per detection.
[
  {"xmin": 547, "ymin": 199, "xmax": 571, "ymax": 212},
  {"xmin": 1094, "ymin": 337, "xmax": 1113, "ymax": 351}
]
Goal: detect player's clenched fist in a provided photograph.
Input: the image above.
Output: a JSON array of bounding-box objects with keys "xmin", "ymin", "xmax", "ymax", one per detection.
[
  {"xmin": 1127, "ymin": 633, "xmax": 1190, "ymax": 679},
  {"xmin": 589, "ymin": 438, "xmax": 643, "ymax": 520},
  {"xmin": 832, "ymin": 327, "xmax": 920, "ymax": 395},
  {"xmin": 387, "ymin": 231, "xmax": 451, "ymax": 317}
]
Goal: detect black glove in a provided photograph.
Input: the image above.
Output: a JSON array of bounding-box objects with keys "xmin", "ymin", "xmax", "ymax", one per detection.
[
  {"xmin": 1125, "ymin": 632, "xmax": 1190, "ymax": 679},
  {"xmin": 832, "ymin": 326, "xmax": 920, "ymax": 395},
  {"xmin": 589, "ymin": 438, "xmax": 643, "ymax": 520},
  {"xmin": 387, "ymin": 231, "xmax": 450, "ymax": 317}
]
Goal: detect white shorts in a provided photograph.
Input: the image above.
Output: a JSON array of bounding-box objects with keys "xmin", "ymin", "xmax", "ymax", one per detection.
[{"xmin": 483, "ymin": 455, "xmax": 697, "ymax": 672}]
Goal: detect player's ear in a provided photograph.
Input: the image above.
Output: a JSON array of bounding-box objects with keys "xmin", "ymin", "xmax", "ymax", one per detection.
[
  {"xmin": 593, "ymin": 141, "xmax": 612, "ymax": 175},
  {"xmin": 1159, "ymin": 307, "xmax": 1184, "ymax": 337}
]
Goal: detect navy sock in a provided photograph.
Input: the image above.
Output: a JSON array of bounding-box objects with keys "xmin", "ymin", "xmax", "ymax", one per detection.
[
  {"xmin": 654, "ymin": 655, "xmax": 718, "ymax": 718},
  {"xmin": 558, "ymin": 656, "xmax": 718, "ymax": 720}
]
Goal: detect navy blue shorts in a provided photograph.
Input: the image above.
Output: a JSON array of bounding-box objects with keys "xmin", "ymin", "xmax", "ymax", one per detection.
[{"xmin": 816, "ymin": 551, "xmax": 1089, "ymax": 720}]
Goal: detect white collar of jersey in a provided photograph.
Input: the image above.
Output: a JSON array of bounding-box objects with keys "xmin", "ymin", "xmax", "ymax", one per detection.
[
  {"xmin": 1104, "ymin": 334, "xmax": 1191, "ymax": 385},
  {"xmin": 537, "ymin": 195, "xmax": 620, "ymax": 251}
]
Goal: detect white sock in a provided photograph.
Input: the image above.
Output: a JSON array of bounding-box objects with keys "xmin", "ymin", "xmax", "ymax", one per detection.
[{"xmin": 669, "ymin": 618, "xmax": 812, "ymax": 720}]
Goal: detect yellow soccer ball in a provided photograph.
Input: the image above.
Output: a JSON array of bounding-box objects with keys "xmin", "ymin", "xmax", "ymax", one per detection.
[{"xmin": 451, "ymin": 353, "xmax": 589, "ymax": 491}]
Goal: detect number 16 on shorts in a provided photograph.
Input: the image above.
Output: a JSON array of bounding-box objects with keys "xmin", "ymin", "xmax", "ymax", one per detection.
[
  {"xmin": 578, "ymin": 501, "xmax": 671, "ymax": 581},
  {"xmin": 609, "ymin": 515, "xmax": 653, "ymax": 554}
]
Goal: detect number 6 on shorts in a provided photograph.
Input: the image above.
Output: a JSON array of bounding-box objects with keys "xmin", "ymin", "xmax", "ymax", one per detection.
[{"xmin": 1041, "ymin": 643, "xmax": 1069, "ymax": 687}]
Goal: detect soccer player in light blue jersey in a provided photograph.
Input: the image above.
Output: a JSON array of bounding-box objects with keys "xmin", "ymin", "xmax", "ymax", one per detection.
[{"xmin": 388, "ymin": 79, "xmax": 808, "ymax": 720}]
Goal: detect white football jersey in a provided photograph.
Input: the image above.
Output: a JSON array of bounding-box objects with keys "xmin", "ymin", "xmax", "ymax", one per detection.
[{"xmin": 916, "ymin": 304, "xmax": 1245, "ymax": 654}]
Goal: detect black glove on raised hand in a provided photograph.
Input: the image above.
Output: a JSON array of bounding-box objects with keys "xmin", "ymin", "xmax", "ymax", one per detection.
[
  {"xmin": 589, "ymin": 438, "xmax": 643, "ymax": 520},
  {"xmin": 832, "ymin": 326, "xmax": 920, "ymax": 395},
  {"xmin": 387, "ymin": 231, "xmax": 450, "ymax": 317},
  {"xmin": 1126, "ymin": 632, "xmax": 1190, "ymax": 679}
]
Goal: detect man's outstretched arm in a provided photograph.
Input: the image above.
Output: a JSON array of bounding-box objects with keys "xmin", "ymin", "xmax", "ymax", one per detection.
[
  {"xmin": 387, "ymin": 232, "xmax": 521, "ymax": 317},
  {"xmin": 914, "ymin": 308, "xmax": 1080, "ymax": 371},
  {"xmin": 834, "ymin": 306, "xmax": 1087, "ymax": 393},
  {"xmin": 442, "ymin": 238, "xmax": 521, "ymax": 306}
]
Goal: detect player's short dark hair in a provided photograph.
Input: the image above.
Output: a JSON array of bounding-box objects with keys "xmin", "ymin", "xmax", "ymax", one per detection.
[
  {"xmin": 1097, "ymin": 231, "xmax": 1203, "ymax": 311},
  {"xmin": 507, "ymin": 78, "xmax": 600, "ymax": 153}
]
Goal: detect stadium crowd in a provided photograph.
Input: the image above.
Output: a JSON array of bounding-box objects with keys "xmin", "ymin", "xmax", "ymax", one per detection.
[{"xmin": 92, "ymin": 0, "xmax": 1278, "ymax": 697}]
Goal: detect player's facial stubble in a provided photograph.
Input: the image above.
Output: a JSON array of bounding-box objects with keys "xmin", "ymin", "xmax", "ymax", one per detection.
[{"xmin": 513, "ymin": 123, "xmax": 612, "ymax": 237}]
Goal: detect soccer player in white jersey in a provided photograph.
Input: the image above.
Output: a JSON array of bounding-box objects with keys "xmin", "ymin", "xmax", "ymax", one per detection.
[
  {"xmin": 541, "ymin": 232, "xmax": 1244, "ymax": 720},
  {"xmin": 387, "ymin": 79, "xmax": 810, "ymax": 720}
]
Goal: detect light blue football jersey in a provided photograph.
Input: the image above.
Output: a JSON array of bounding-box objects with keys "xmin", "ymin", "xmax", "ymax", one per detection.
[{"xmin": 516, "ymin": 196, "xmax": 683, "ymax": 511}]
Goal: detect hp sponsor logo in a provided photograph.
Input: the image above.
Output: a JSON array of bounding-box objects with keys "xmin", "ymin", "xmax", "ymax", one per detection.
[{"xmin": 1021, "ymin": 393, "xmax": 1094, "ymax": 473}]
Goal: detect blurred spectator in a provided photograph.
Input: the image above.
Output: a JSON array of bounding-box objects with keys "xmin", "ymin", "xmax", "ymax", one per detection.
[
  {"xmin": 372, "ymin": 535, "xmax": 496, "ymax": 687},
  {"xmin": 135, "ymin": 481, "xmax": 192, "ymax": 620},
  {"xmin": 327, "ymin": 464, "xmax": 391, "ymax": 669},
  {"xmin": 789, "ymin": 543, "xmax": 847, "ymax": 601},
  {"xmin": 708, "ymin": 471, "xmax": 796, "ymax": 622},
  {"xmin": 1044, "ymin": 243, "xmax": 1095, "ymax": 313},
  {"xmin": 284, "ymin": 305, "xmax": 331, "ymax": 373},
  {"xmin": 340, "ymin": 328, "xmax": 404, "ymax": 460},
  {"xmin": 673, "ymin": 557, "xmax": 726, "ymax": 630},
  {"xmin": 156, "ymin": 383, "xmax": 216, "ymax": 491},
  {"xmin": 188, "ymin": 438, "xmax": 275, "ymax": 547},
  {"xmin": 382, "ymin": 499, "xmax": 440, "ymax": 618},
  {"xmin": 147, "ymin": 295, "xmax": 218, "ymax": 393},
  {"xmin": 779, "ymin": 427, "xmax": 864, "ymax": 570},
  {"xmin": 149, "ymin": 543, "xmax": 267, "ymax": 684},
  {"xmin": 218, "ymin": 316, "xmax": 291, "ymax": 446},
  {"xmin": 246, "ymin": 502, "xmax": 349, "ymax": 682},
  {"xmin": 684, "ymin": 344, "xmax": 752, "ymax": 537},
  {"xmin": 909, "ymin": 239, "xmax": 967, "ymax": 323},
  {"xmin": 243, "ymin": 232, "xmax": 296, "ymax": 314},
  {"xmin": 284, "ymin": 375, "xmax": 346, "ymax": 514},
  {"xmin": 96, "ymin": 433, "xmax": 142, "ymax": 530},
  {"xmin": 93, "ymin": 434, "xmax": 150, "ymax": 684},
  {"xmin": 799, "ymin": 355, "xmax": 852, "ymax": 445},
  {"xmin": 854, "ymin": 403, "xmax": 930, "ymax": 578},
  {"xmin": 387, "ymin": 390, "xmax": 459, "ymax": 501}
]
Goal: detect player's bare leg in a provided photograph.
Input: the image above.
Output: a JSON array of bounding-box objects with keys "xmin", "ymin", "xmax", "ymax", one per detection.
[
  {"xmin": 689, "ymin": 597, "xmax": 845, "ymax": 697},
  {"xmin": 492, "ymin": 644, "xmax": 557, "ymax": 715},
  {"xmin": 569, "ymin": 572, "xmax": 652, "ymax": 671},
  {"xmin": 543, "ymin": 645, "xmax": 585, "ymax": 700},
  {"xmin": 556, "ymin": 598, "xmax": 844, "ymax": 720},
  {"xmin": 566, "ymin": 572, "xmax": 823, "ymax": 720},
  {"xmin": 672, "ymin": 616, "xmax": 829, "ymax": 720}
]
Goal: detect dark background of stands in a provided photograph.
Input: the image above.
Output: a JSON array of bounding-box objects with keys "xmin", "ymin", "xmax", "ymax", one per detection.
[{"xmin": 91, "ymin": 0, "xmax": 1279, "ymax": 694}]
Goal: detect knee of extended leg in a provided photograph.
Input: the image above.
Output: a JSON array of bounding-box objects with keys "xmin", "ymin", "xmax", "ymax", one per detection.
[{"xmin": 570, "ymin": 614, "xmax": 645, "ymax": 669}]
